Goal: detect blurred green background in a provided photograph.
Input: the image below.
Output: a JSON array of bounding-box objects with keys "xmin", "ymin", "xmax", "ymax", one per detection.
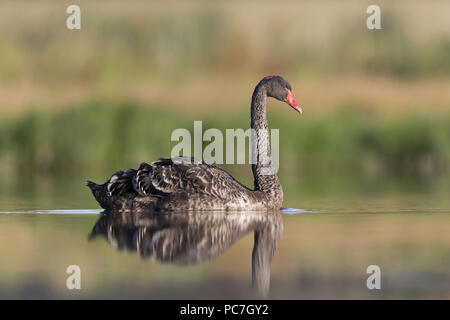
[
  {"xmin": 0, "ymin": 0, "xmax": 450, "ymax": 300},
  {"xmin": 0, "ymin": 0, "xmax": 449, "ymax": 207}
]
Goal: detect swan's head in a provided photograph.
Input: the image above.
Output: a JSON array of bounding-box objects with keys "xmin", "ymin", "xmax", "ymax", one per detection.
[{"xmin": 263, "ymin": 75, "xmax": 302, "ymax": 114}]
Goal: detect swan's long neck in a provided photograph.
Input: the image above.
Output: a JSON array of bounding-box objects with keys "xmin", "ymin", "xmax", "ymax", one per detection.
[{"xmin": 250, "ymin": 84, "xmax": 283, "ymax": 201}]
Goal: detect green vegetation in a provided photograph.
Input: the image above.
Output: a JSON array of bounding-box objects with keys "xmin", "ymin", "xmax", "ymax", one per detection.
[{"xmin": 1, "ymin": 101, "xmax": 449, "ymax": 180}]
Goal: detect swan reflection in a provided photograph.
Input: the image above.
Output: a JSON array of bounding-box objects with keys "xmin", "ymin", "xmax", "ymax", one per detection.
[{"xmin": 89, "ymin": 211, "xmax": 283, "ymax": 297}]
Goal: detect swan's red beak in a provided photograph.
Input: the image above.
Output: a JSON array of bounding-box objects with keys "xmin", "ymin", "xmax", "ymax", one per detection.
[{"xmin": 285, "ymin": 90, "xmax": 302, "ymax": 114}]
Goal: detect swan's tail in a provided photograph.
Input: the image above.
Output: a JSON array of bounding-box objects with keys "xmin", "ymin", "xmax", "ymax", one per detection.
[{"xmin": 87, "ymin": 180, "xmax": 109, "ymax": 209}]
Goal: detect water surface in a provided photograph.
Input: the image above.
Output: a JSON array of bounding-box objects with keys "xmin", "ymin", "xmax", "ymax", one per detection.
[{"xmin": 0, "ymin": 178, "xmax": 449, "ymax": 299}]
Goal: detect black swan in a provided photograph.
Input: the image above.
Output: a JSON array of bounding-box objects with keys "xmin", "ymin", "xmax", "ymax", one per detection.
[
  {"xmin": 87, "ymin": 75, "xmax": 301, "ymax": 211},
  {"xmin": 89, "ymin": 210, "xmax": 283, "ymax": 297}
]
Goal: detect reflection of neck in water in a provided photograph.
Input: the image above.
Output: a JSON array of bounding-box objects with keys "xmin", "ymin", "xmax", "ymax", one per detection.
[{"xmin": 89, "ymin": 211, "xmax": 283, "ymax": 297}]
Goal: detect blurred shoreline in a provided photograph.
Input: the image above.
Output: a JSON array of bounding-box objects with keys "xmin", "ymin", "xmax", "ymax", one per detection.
[{"xmin": 1, "ymin": 75, "xmax": 449, "ymax": 116}]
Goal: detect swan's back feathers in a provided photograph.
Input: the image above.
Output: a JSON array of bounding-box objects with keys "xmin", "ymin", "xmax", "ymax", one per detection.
[
  {"xmin": 107, "ymin": 169, "xmax": 137, "ymax": 196},
  {"xmin": 149, "ymin": 157, "xmax": 251, "ymax": 199},
  {"xmin": 134, "ymin": 162, "xmax": 153, "ymax": 196},
  {"xmin": 88, "ymin": 156, "xmax": 255, "ymax": 210},
  {"xmin": 150, "ymin": 158, "xmax": 188, "ymax": 193}
]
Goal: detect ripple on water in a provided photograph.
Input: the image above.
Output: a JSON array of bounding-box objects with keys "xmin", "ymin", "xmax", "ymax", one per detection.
[
  {"xmin": 281, "ymin": 207, "xmax": 314, "ymax": 215},
  {"xmin": 0, "ymin": 208, "xmax": 314, "ymax": 215}
]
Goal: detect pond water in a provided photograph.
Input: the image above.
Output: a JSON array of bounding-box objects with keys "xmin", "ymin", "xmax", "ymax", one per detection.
[{"xmin": 0, "ymin": 177, "xmax": 449, "ymax": 299}]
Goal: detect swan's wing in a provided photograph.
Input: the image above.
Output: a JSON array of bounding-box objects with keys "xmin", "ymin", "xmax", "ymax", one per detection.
[
  {"xmin": 136, "ymin": 157, "xmax": 251, "ymax": 199},
  {"xmin": 106, "ymin": 169, "xmax": 137, "ymax": 196}
]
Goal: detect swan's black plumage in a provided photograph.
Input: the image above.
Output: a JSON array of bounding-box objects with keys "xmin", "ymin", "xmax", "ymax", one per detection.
[{"xmin": 87, "ymin": 75, "xmax": 300, "ymax": 211}]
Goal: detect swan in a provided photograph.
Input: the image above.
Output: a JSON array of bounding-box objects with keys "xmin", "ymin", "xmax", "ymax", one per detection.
[{"xmin": 87, "ymin": 75, "xmax": 302, "ymax": 211}]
